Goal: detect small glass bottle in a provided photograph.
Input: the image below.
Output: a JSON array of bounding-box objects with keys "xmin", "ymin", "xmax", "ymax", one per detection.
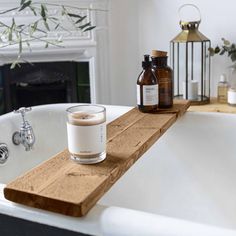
[
  {"xmin": 217, "ymin": 74, "xmax": 228, "ymax": 103},
  {"xmin": 137, "ymin": 55, "xmax": 158, "ymax": 113},
  {"xmin": 151, "ymin": 50, "xmax": 173, "ymax": 108}
]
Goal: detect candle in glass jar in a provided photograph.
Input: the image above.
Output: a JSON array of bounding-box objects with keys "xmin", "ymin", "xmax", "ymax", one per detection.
[
  {"xmin": 183, "ymin": 80, "xmax": 198, "ymax": 100},
  {"xmin": 228, "ymin": 88, "xmax": 236, "ymax": 106},
  {"xmin": 66, "ymin": 105, "xmax": 106, "ymax": 164}
]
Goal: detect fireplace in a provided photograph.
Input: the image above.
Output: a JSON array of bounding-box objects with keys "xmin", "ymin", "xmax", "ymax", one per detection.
[
  {"xmin": 0, "ymin": 0, "xmax": 110, "ymax": 115},
  {"xmin": 0, "ymin": 61, "xmax": 90, "ymax": 113}
]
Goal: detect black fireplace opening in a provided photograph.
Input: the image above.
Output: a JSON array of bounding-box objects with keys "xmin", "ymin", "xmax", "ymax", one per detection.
[{"xmin": 0, "ymin": 61, "xmax": 90, "ymax": 114}]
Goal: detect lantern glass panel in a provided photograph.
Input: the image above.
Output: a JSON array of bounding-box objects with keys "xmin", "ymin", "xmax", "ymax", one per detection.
[{"xmin": 170, "ymin": 40, "xmax": 211, "ymax": 105}]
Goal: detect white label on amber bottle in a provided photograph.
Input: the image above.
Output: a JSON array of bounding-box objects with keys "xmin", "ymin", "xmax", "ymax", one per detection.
[
  {"xmin": 137, "ymin": 85, "xmax": 141, "ymax": 105},
  {"xmin": 67, "ymin": 122, "xmax": 106, "ymax": 155},
  {"xmin": 143, "ymin": 85, "xmax": 158, "ymax": 105}
]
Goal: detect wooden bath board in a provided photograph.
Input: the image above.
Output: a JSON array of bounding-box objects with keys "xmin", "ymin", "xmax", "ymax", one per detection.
[{"xmin": 4, "ymin": 100, "xmax": 190, "ymax": 217}]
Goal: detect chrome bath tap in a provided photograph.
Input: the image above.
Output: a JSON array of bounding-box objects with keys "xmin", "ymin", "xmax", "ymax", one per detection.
[{"xmin": 12, "ymin": 107, "xmax": 35, "ymax": 151}]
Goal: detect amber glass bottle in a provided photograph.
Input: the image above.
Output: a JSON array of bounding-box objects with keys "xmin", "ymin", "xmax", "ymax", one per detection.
[
  {"xmin": 151, "ymin": 51, "xmax": 173, "ymax": 108},
  {"xmin": 137, "ymin": 55, "xmax": 158, "ymax": 113}
]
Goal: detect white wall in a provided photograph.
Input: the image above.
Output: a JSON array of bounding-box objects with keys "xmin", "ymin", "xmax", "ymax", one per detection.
[
  {"xmin": 108, "ymin": 0, "xmax": 236, "ymax": 105},
  {"xmin": 108, "ymin": 0, "xmax": 139, "ymax": 105}
]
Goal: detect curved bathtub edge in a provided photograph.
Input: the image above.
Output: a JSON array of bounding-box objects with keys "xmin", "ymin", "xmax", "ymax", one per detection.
[
  {"xmin": 99, "ymin": 206, "xmax": 236, "ymax": 236},
  {"xmin": 1, "ymin": 184, "xmax": 236, "ymax": 236}
]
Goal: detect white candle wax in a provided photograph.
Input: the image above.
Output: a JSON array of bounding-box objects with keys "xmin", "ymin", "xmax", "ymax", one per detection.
[
  {"xmin": 68, "ymin": 111, "xmax": 105, "ymax": 126},
  {"xmin": 183, "ymin": 80, "xmax": 198, "ymax": 100}
]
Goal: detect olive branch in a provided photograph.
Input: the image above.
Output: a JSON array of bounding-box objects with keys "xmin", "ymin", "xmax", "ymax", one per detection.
[
  {"xmin": 0, "ymin": 0, "xmax": 97, "ymax": 68},
  {"xmin": 209, "ymin": 38, "xmax": 236, "ymax": 66}
]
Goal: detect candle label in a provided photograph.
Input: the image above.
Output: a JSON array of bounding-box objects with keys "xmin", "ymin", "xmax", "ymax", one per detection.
[{"xmin": 67, "ymin": 122, "xmax": 106, "ymax": 155}]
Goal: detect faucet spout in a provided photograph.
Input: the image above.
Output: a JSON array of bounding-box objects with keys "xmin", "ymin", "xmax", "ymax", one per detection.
[{"xmin": 12, "ymin": 107, "xmax": 35, "ymax": 151}]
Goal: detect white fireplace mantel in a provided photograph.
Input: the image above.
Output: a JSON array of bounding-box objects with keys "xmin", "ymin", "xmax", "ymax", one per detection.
[{"xmin": 0, "ymin": 0, "xmax": 110, "ymax": 104}]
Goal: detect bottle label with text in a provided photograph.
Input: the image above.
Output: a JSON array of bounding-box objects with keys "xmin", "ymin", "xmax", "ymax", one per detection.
[{"xmin": 137, "ymin": 84, "xmax": 158, "ymax": 106}]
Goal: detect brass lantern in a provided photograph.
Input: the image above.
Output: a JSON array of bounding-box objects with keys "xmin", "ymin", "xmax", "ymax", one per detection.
[{"xmin": 170, "ymin": 4, "xmax": 211, "ymax": 105}]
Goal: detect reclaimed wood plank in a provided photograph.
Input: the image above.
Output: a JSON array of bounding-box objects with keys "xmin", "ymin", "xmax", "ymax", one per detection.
[
  {"xmin": 4, "ymin": 100, "xmax": 190, "ymax": 217},
  {"xmin": 188, "ymin": 97, "xmax": 236, "ymax": 114}
]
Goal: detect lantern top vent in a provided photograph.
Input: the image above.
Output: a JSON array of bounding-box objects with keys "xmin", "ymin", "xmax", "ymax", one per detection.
[
  {"xmin": 171, "ymin": 20, "xmax": 210, "ymax": 43},
  {"xmin": 171, "ymin": 4, "xmax": 210, "ymax": 43}
]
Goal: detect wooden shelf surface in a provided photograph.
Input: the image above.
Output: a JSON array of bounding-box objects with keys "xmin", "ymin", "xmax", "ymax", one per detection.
[
  {"xmin": 4, "ymin": 100, "xmax": 190, "ymax": 217},
  {"xmin": 188, "ymin": 98, "xmax": 236, "ymax": 114}
]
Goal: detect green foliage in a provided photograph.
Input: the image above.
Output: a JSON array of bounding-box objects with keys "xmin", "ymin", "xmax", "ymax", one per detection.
[
  {"xmin": 209, "ymin": 38, "xmax": 236, "ymax": 63},
  {"xmin": 0, "ymin": 1, "xmax": 97, "ymax": 68}
]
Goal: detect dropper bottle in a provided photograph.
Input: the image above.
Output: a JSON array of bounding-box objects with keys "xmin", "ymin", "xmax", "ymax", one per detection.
[
  {"xmin": 137, "ymin": 55, "xmax": 158, "ymax": 113},
  {"xmin": 217, "ymin": 74, "xmax": 228, "ymax": 103}
]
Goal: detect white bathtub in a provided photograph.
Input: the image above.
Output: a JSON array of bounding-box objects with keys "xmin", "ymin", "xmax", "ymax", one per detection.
[{"xmin": 0, "ymin": 103, "xmax": 236, "ymax": 236}]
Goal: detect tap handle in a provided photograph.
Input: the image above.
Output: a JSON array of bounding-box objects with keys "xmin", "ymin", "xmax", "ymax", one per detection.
[
  {"xmin": 14, "ymin": 107, "xmax": 32, "ymax": 123},
  {"xmin": 14, "ymin": 107, "xmax": 32, "ymax": 115}
]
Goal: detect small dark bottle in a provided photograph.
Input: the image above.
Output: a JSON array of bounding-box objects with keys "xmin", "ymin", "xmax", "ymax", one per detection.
[
  {"xmin": 137, "ymin": 55, "xmax": 158, "ymax": 113},
  {"xmin": 151, "ymin": 51, "xmax": 173, "ymax": 108}
]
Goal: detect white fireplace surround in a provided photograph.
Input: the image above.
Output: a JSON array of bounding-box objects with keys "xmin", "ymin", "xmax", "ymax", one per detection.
[{"xmin": 0, "ymin": 0, "xmax": 110, "ymax": 104}]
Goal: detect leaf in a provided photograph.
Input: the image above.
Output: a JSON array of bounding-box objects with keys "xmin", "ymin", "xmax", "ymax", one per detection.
[
  {"xmin": 11, "ymin": 18, "xmax": 16, "ymax": 30},
  {"xmin": 17, "ymin": 24, "xmax": 25, "ymax": 29},
  {"xmin": 79, "ymin": 22, "xmax": 91, "ymax": 30},
  {"xmin": 26, "ymin": 40, "xmax": 32, "ymax": 52},
  {"xmin": 29, "ymin": 22, "xmax": 38, "ymax": 36},
  {"xmin": 8, "ymin": 29, "xmax": 13, "ymax": 41},
  {"xmin": 0, "ymin": 7, "xmax": 18, "ymax": 15},
  {"xmin": 61, "ymin": 6, "xmax": 66, "ymax": 16},
  {"xmin": 75, "ymin": 16, "xmax": 87, "ymax": 24},
  {"xmin": 35, "ymin": 28, "xmax": 47, "ymax": 34},
  {"xmin": 40, "ymin": 4, "xmax": 47, "ymax": 21},
  {"xmin": 19, "ymin": 37, "xmax": 22, "ymax": 54},
  {"xmin": 10, "ymin": 60, "xmax": 20, "ymax": 69},
  {"xmin": 83, "ymin": 25, "xmax": 96, "ymax": 32},
  {"xmin": 54, "ymin": 23, "xmax": 60, "ymax": 30},
  {"xmin": 219, "ymin": 49, "xmax": 226, "ymax": 55},
  {"xmin": 29, "ymin": 6, "xmax": 37, "ymax": 16},
  {"xmin": 214, "ymin": 46, "xmax": 220, "ymax": 54},
  {"xmin": 231, "ymin": 53, "xmax": 236, "ymax": 62},
  {"xmin": 40, "ymin": 4, "xmax": 50, "ymax": 31},
  {"xmin": 43, "ymin": 4, "xmax": 48, "ymax": 12},
  {"xmin": 15, "ymin": 31, "xmax": 20, "ymax": 40},
  {"xmin": 31, "ymin": 21, "xmax": 38, "ymax": 33},
  {"xmin": 10, "ymin": 62, "xmax": 17, "ymax": 69},
  {"xmin": 222, "ymin": 38, "xmax": 230, "ymax": 46},
  {"xmin": 19, "ymin": 1, "xmax": 32, "ymax": 11},
  {"xmin": 49, "ymin": 17, "xmax": 59, "ymax": 21},
  {"xmin": 21, "ymin": 0, "xmax": 26, "ymax": 5},
  {"xmin": 222, "ymin": 45, "xmax": 229, "ymax": 51},
  {"xmin": 208, "ymin": 47, "xmax": 215, "ymax": 56},
  {"xmin": 68, "ymin": 13, "xmax": 82, "ymax": 18},
  {"xmin": 44, "ymin": 21, "xmax": 50, "ymax": 31}
]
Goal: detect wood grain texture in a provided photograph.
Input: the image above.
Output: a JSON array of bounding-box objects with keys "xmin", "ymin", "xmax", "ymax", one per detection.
[
  {"xmin": 4, "ymin": 100, "xmax": 190, "ymax": 217},
  {"xmin": 188, "ymin": 97, "xmax": 236, "ymax": 114}
]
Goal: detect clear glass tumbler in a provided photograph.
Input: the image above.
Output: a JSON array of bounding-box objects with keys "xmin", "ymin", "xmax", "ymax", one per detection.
[{"xmin": 66, "ymin": 105, "xmax": 106, "ymax": 164}]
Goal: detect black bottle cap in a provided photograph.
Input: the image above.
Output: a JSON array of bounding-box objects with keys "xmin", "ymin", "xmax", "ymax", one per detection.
[{"xmin": 142, "ymin": 55, "xmax": 150, "ymax": 69}]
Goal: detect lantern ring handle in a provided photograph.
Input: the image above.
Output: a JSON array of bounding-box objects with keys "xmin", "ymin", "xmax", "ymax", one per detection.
[{"xmin": 178, "ymin": 4, "xmax": 201, "ymax": 23}]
